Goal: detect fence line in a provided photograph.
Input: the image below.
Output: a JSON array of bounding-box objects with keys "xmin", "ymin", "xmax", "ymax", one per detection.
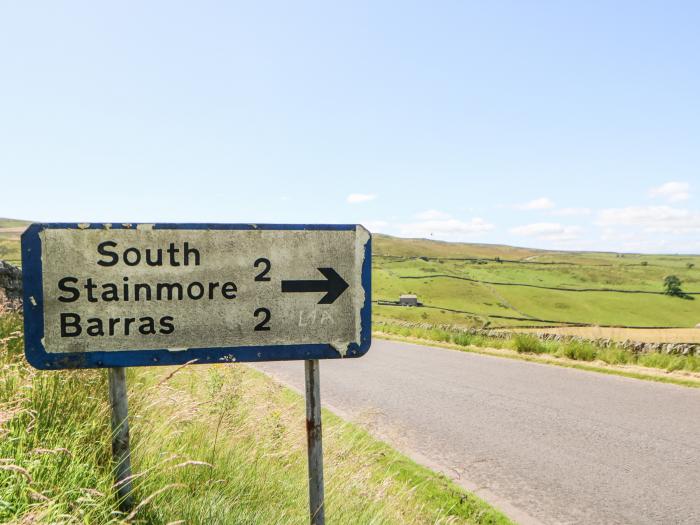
[
  {"xmin": 399, "ymin": 274, "xmax": 700, "ymax": 295},
  {"xmin": 374, "ymin": 300, "xmax": 693, "ymax": 330}
]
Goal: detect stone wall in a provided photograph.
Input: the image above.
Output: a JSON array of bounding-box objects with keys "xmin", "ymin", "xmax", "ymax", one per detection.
[
  {"xmin": 0, "ymin": 261, "xmax": 22, "ymax": 313},
  {"xmin": 376, "ymin": 320, "xmax": 700, "ymax": 356}
]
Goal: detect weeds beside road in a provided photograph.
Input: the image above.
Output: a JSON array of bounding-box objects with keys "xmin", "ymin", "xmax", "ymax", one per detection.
[{"xmin": 375, "ymin": 321, "xmax": 700, "ymax": 388}]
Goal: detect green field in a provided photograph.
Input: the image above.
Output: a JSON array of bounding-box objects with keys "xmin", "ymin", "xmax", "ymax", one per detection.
[{"xmin": 373, "ymin": 234, "xmax": 700, "ymax": 329}]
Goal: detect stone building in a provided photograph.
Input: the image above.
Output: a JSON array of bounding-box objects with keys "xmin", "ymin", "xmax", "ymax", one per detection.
[{"xmin": 399, "ymin": 294, "xmax": 419, "ymax": 307}]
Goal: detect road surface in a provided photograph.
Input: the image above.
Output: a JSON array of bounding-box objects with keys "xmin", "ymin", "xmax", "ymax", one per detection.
[{"xmin": 256, "ymin": 339, "xmax": 700, "ymax": 525}]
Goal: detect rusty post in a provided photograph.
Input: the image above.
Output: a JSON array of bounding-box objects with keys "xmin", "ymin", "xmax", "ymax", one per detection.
[
  {"xmin": 305, "ymin": 359, "xmax": 325, "ymax": 525},
  {"xmin": 108, "ymin": 367, "xmax": 134, "ymax": 511}
]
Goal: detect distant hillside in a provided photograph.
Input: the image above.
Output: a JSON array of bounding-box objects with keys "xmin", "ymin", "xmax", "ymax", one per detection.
[
  {"xmin": 373, "ymin": 234, "xmax": 697, "ymax": 264},
  {"xmin": 373, "ymin": 234, "xmax": 549, "ymax": 260},
  {"xmin": 0, "ymin": 218, "xmax": 31, "ymax": 229},
  {"xmin": 0, "ymin": 218, "xmax": 29, "ymax": 265},
  {"xmin": 373, "ymin": 234, "xmax": 700, "ymax": 330}
]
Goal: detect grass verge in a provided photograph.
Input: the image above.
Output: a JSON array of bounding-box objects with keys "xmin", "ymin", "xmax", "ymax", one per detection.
[
  {"xmin": 375, "ymin": 322, "xmax": 700, "ymax": 389},
  {"xmin": 0, "ymin": 312, "xmax": 512, "ymax": 525}
]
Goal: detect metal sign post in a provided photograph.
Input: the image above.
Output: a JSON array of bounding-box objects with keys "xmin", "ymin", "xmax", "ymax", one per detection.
[
  {"xmin": 108, "ymin": 367, "xmax": 134, "ymax": 511},
  {"xmin": 21, "ymin": 223, "xmax": 371, "ymax": 522},
  {"xmin": 305, "ymin": 359, "xmax": 325, "ymax": 525}
]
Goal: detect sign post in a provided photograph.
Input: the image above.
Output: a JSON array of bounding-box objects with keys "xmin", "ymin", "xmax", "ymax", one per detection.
[
  {"xmin": 21, "ymin": 223, "xmax": 371, "ymax": 521},
  {"xmin": 108, "ymin": 367, "xmax": 134, "ymax": 510},
  {"xmin": 305, "ymin": 359, "xmax": 324, "ymax": 524}
]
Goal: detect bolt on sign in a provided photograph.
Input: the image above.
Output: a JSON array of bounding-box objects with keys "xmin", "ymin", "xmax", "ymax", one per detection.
[{"xmin": 22, "ymin": 223, "xmax": 371, "ymax": 369}]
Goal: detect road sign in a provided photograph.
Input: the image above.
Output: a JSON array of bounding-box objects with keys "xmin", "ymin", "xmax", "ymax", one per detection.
[{"xmin": 22, "ymin": 223, "xmax": 371, "ymax": 369}]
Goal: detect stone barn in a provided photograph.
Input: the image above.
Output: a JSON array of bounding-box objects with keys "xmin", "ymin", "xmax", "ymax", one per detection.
[{"xmin": 399, "ymin": 294, "xmax": 419, "ymax": 307}]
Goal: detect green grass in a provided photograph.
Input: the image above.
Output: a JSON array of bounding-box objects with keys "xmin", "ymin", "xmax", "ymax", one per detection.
[
  {"xmin": 513, "ymin": 334, "xmax": 548, "ymax": 354},
  {"xmin": 0, "ymin": 313, "xmax": 511, "ymax": 524},
  {"xmin": 0, "ymin": 218, "xmax": 26, "ymax": 265},
  {"xmin": 0, "ymin": 313, "xmax": 119, "ymax": 523},
  {"xmin": 555, "ymin": 340, "xmax": 598, "ymax": 361},
  {"xmin": 637, "ymin": 353, "xmax": 700, "ymax": 372},
  {"xmin": 0, "ymin": 238, "xmax": 21, "ymax": 265}
]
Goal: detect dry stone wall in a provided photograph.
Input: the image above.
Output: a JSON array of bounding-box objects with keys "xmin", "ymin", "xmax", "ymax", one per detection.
[
  {"xmin": 377, "ymin": 320, "xmax": 700, "ymax": 356},
  {"xmin": 0, "ymin": 261, "xmax": 22, "ymax": 313}
]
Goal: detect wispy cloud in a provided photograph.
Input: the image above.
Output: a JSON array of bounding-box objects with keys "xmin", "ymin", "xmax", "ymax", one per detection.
[
  {"xmin": 550, "ymin": 207, "xmax": 592, "ymax": 217},
  {"xmin": 399, "ymin": 216, "xmax": 494, "ymax": 240},
  {"xmin": 415, "ymin": 209, "xmax": 451, "ymax": 220},
  {"xmin": 649, "ymin": 182, "xmax": 690, "ymax": 202},
  {"xmin": 510, "ymin": 222, "xmax": 582, "ymax": 241},
  {"xmin": 597, "ymin": 206, "xmax": 700, "ymax": 234},
  {"xmin": 517, "ymin": 197, "xmax": 555, "ymax": 210},
  {"xmin": 346, "ymin": 193, "xmax": 377, "ymax": 204},
  {"xmin": 361, "ymin": 220, "xmax": 389, "ymax": 232}
]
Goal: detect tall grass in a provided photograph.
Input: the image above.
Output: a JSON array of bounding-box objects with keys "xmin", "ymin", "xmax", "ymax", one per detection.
[
  {"xmin": 555, "ymin": 340, "xmax": 598, "ymax": 361},
  {"xmin": 0, "ymin": 313, "xmax": 121, "ymax": 523},
  {"xmin": 1, "ymin": 313, "xmax": 511, "ymax": 524},
  {"xmin": 127, "ymin": 366, "xmax": 510, "ymax": 524},
  {"xmin": 637, "ymin": 353, "xmax": 700, "ymax": 372},
  {"xmin": 378, "ymin": 322, "xmax": 510, "ymax": 351},
  {"xmin": 512, "ymin": 334, "xmax": 547, "ymax": 354}
]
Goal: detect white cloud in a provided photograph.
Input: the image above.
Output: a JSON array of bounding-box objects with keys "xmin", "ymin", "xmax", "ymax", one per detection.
[
  {"xmin": 517, "ymin": 197, "xmax": 555, "ymax": 210},
  {"xmin": 415, "ymin": 209, "xmax": 451, "ymax": 220},
  {"xmin": 597, "ymin": 206, "xmax": 700, "ymax": 234},
  {"xmin": 600, "ymin": 228, "xmax": 632, "ymax": 242},
  {"xmin": 346, "ymin": 193, "xmax": 377, "ymax": 204},
  {"xmin": 649, "ymin": 182, "xmax": 690, "ymax": 202},
  {"xmin": 584, "ymin": 225, "xmax": 699, "ymax": 253},
  {"xmin": 399, "ymin": 217, "xmax": 494, "ymax": 240},
  {"xmin": 361, "ymin": 220, "xmax": 389, "ymax": 232},
  {"xmin": 510, "ymin": 222, "xmax": 583, "ymax": 241},
  {"xmin": 550, "ymin": 207, "xmax": 592, "ymax": 216}
]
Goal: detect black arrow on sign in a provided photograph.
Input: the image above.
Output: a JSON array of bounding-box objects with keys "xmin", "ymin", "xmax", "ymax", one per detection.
[{"xmin": 281, "ymin": 268, "xmax": 349, "ymax": 304}]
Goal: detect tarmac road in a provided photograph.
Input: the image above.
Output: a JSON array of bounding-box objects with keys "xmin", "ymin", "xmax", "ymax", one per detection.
[{"xmin": 256, "ymin": 339, "xmax": 700, "ymax": 525}]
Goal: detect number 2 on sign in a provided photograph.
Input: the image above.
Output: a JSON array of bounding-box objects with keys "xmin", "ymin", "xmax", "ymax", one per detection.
[
  {"xmin": 254, "ymin": 308, "xmax": 271, "ymax": 331},
  {"xmin": 254, "ymin": 258, "xmax": 271, "ymax": 281}
]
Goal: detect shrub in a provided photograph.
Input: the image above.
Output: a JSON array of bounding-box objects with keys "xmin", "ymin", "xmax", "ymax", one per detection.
[
  {"xmin": 595, "ymin": 347, "xmax": 631, "ymax": 365},
  {"xmin": 513, "ymin": 334, "xmax": 547, "ymax": 354},
  {"xmin": 437, "ymin": 330, "xmax": 452, "ymax": 342},
  {"xmin": 557, "ymin": 340, "xmax": 597, "ymax": 361},
  {"xmin": 452, "ymin": 333, "xmax": 473, "ymax": 347},
  {"xmin": 663, "ymin": 275, "xmax": 684, "ymax": 297}
]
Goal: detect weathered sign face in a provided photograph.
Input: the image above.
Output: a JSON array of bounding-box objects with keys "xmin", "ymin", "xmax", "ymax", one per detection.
[{"xmin": 22, "ymin": 224, "xmax": 371, "ymax": 369}]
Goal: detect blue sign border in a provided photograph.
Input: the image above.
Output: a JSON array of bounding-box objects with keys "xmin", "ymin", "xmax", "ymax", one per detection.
[{"xmin": 22, "ymin": 223, "xmax": 371, "ymax": 370}]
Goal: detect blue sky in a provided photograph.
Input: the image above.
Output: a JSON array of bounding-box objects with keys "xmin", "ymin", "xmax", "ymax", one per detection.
[{"xmin": 1, "ymin": 1, "xmax": 698, "ymax": 253}]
